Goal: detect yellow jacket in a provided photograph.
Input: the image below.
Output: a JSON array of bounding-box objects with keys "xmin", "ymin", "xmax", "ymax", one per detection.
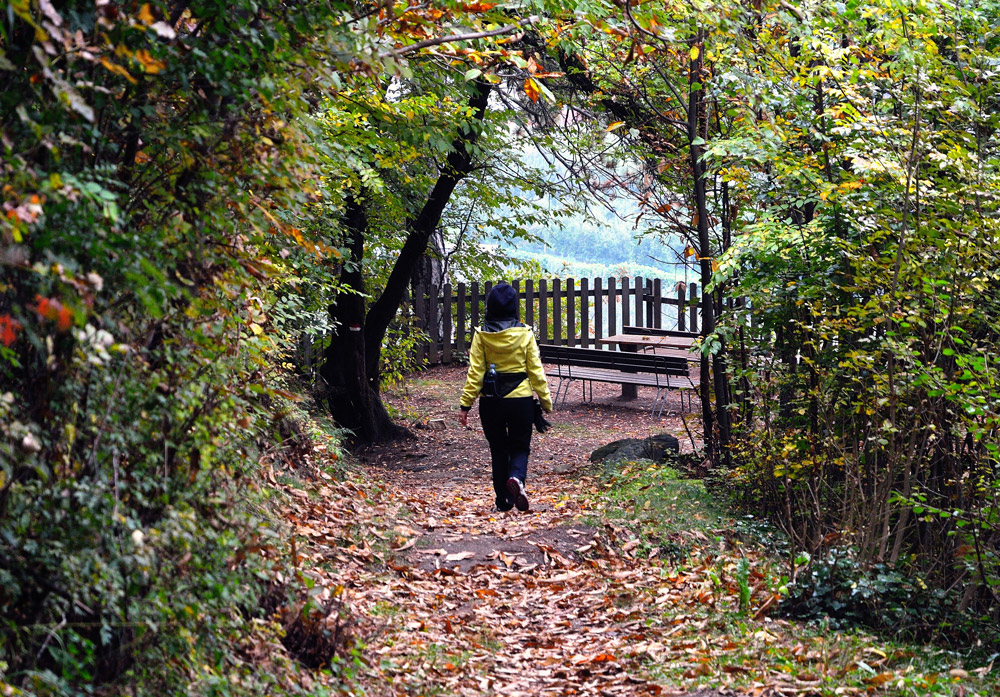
[{"xmin": 460, "ymin": 322, "xmax": 552, "ymax": 412}]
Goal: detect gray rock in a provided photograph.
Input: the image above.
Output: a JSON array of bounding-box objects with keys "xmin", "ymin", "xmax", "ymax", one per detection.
[{"xmin": 589, "ymin": 433, "xmax": 680, "ymax": 465}]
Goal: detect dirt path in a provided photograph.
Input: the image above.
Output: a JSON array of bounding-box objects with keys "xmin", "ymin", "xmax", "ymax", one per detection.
[
  {"xmin": 276, "ymin": 367, "xmax": 997, "ymax": 697},
  {"xmin": 298, "ymin": 366, "xmax": 731, "ymax": 696}
]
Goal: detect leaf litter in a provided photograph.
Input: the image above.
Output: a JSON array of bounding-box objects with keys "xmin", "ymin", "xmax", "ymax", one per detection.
[{"xmin": 269, "ymin": 366, "xmax": 995, "ymax": 696}]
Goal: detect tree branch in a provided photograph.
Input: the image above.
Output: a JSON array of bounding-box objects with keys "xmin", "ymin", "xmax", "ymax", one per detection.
[
  {"xmin": 379, "ymin": 16, "xmax": 538, "ymax": 59},
  {"xmin": 363, "ymin": 80, "xmax": 492, "ymax": 376}
]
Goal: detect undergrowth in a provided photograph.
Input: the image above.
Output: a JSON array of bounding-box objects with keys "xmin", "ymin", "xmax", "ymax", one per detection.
[{"xmin": 592, "ymin": 459, "xmax": 1000, "ymax": 696}]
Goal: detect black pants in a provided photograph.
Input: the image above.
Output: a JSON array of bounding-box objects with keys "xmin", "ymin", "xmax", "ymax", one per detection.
[{"xmin": 478, "ymin": 396, "xmax": 534, "ymax": 507}]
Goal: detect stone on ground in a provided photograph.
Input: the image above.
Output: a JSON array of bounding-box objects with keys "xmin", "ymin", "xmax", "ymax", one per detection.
[{"xmin": 589, "ymin": 433, "xmax": 679, "ymax": 465}]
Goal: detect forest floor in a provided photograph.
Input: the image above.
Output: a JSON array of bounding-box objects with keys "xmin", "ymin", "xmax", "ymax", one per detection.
[{"xmin": 270, "ymin": 365, "xmax": 997, "ymax": 697}]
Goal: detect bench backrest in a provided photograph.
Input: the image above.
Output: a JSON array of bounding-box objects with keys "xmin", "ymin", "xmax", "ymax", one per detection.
[
  {"xmin": 540, "ymin": 345, "xmax": 688, "ymax": 376},
  {"xmin": 622, "ymin": 325, "xmax": 699, "ymax": 339}
]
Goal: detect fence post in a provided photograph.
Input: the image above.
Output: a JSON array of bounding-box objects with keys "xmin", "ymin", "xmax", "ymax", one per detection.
[
  {"xmin": 652, "ymin": 278, "xmax": 662, "ymax": 328},
  {"xmin": 538, "ymin": 279, "xmax": 548, "ymax": 344},
  {"xmin": 566, "ymin": 278, "xmax": 576, "ymax": 346},
  {"xmin": 635, "ymin": 276, "xmax": 645, "ymax": 328},
  {"xmin": 442, "ymin": 283, "xmax": 452, "ymax": 364},
  {"xmin": 690, "ymin": 283, "xmax": 699, "ymax": 334},
  {"xmin": 512, "ymin": 279, "xmax": 520, "ymax": 320},
  {"xmin": 621, "ymin": 276, "xmax": 630, "ymax": 329},
  {"xmin": 552, "ymin": 278, "xmax": 562, "ymax": 345},
  {"xmin": 580, "ymin": 277, "xmax": 590, "ymax": 348},
  {"xmin": 593, "ymin": 277, "xmax": 603, "ymax": 347},
  {"xmin": 470, "ymin": 281, "xmax": 480, "ymax": 333},
  {"xmin": 456, "ymin": 282, "xmax": 467, "ymax": 356},
  {"xmin": 607, "ymin": 277, "xmax": 617, "ymax": 343},
  {"xmin": 677, "ymin": 282, "xmax": 686, "ymax": 332},
  {"xmin": 525, "ymin": 279, "xmax": 535, "ymax": 328}
]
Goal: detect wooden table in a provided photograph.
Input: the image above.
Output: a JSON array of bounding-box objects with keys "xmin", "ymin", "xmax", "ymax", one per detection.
[
  {"xmin": 599, "ymin": 332, "xmax": 698, "ymax": 351},
  {"xmin": 596, "ymin": 333, "xmax": 700, "ymax": 399}
]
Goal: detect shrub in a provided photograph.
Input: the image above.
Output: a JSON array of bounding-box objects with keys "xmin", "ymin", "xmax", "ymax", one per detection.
[{"xmin": 0, "ymin": 1, "xmax": 352, "ymax": 693}]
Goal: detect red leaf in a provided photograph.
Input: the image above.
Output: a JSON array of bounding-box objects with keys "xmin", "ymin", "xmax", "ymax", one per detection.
[
  {"xmin": 0, "ymin": 315, "xmax": 21, "ymax": 346},
  {"xmin": 56, "ymin": 306, "xmax": 74, "ymax": 332}
]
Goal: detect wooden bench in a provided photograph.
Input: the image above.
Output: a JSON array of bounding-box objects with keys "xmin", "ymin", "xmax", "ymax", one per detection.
[{"xmin": 539, "ymin": 345, "xmax": 700, "ymax": 415}]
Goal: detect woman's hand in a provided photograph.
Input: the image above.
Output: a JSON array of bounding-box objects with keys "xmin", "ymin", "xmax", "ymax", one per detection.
[{"xmin": 458, "ymin": 409, "xmax": 469, "ymax": 429}]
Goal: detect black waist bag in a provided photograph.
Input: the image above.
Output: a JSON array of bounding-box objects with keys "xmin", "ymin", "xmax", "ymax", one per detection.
[{"xmin": 482, "ymin": 371, "xmax": 527, "ymax": 398}]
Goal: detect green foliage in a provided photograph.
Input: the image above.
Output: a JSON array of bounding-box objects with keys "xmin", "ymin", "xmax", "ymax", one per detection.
[
  {"xmin": 315, "ymin": 68, "xmax": 578, "ymax": 286},
  {"xmin": 0, "ymin": 0, "xmax": 361, "ymax": 693},
  {"xmin": 595, "ymin": 460, "xmax": 725, "ymax": 560},
  {"xmin": 778, "ymin": 548, "xmax": 1000, "ymax": 649},
  {"xmin": 701, "ymin": 0, "xmax": 1000, "ymax": 632},
  {"xmin": 380, "ymin": 320, "xmax": 427, "ymax": 389}
]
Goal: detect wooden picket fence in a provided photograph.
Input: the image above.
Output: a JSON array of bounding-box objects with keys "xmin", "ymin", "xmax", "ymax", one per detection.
[{"xmin": 412, "ymin": 277, "xmax": 700, "ymax": 365}]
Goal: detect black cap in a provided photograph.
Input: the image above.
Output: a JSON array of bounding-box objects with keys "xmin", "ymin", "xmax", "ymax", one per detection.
[{"xmin": 485, "ymin": 282, "xmax": 518, "ymax": 320}]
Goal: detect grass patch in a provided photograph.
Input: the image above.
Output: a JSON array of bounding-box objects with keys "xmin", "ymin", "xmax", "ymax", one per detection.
[{"xmin": 592, "ymin": 459, "xmax": 727, "ymax": 553}]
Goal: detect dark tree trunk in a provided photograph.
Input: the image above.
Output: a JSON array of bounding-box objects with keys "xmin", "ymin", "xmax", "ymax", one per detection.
[
  {"xmin": 321, "ymin": 197, "xmax": 407, "ymax": 444},
  {"xmin": 688, "ymin": 29, "xmax": 731, "ymax": 466},
  {"xmin": 321, "ymin": 81, "xmax": 491, "ymax": 445}
]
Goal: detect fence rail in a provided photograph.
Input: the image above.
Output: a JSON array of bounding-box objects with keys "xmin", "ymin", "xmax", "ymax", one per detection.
[{"xmin": 412, "ymin": 277, "xmax": 701, "ymax": 365}]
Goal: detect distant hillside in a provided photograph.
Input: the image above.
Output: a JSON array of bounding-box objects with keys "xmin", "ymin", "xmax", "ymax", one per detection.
[{"xmin": 502, "ymin": 207, "xmax": 695, "ymax": 284}]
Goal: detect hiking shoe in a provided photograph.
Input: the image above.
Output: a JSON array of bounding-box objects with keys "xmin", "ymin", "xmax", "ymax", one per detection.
[
  {"xmin": 495, "ymin": 496, "xmax": 514, "ymax": 512},
  {"xmin": 506, "ymin": 477, "xmax": 529, "ymax": 512}
]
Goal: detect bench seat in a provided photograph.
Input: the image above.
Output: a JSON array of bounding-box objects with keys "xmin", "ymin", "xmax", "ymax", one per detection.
[{"xmin": 540, "ymin": 345, "xmax": 699, "ymax": 415}]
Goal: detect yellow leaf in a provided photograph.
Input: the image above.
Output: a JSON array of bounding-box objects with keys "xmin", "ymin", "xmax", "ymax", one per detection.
[
  {"xmin": 100, "ymin": 56, "xmax": 137, "ymax": 84},
  {"xmin": 134, "ymin": 49, "xmax": 166, "ymax": 74},
  {"xmin": 11, "ymin": 0, "xmax": 33, "ymax": 23},
  {"xmin": 524, "ymin": 77, "xmax": 540, "ymax": 104},
  {"xmin": 250, "ymin": 322, "xmax": 263, "ymax": 336},
  {"xmin": 712, "ymin": 259, "xmax": 719, "ymax": 272},
  {"xmin": 137, "ymin": 3, "xmax": 155, "ymax": 24},
  {"xmin": 690, "ymin": 45, "xmax": 700, "ymax": 61},
  {"xmin": 606, "ymin": 121, "xmax": 625, "ymax": 132},
  {"xmin": 684, "ymin": 245, "xmax": 696, "ymax": 258}
]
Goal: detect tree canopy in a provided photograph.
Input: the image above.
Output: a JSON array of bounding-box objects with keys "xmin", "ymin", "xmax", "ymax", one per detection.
[{"xmin": 4, "ymin": 0, "xmax": 1000, "ymax": 692}]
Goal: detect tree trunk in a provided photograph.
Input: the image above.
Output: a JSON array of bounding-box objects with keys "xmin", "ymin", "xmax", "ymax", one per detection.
[
  {"xmin": 688, "ymin": 29, "xmax": 730, "ymax": 465},
  {"xmin": 364, "ymin": 80, "xmax": 491, "ymax": 381},
  {"xmin": 321, "ymin": 81, "xmax": 491, "ymax": 445},
  {"xmin": 412, "ymin": 229, "xmax": 447, "ymax": 290},
  {"xmin": 321, "ymin": 197, "xmax": 408, "ymax": 444}
]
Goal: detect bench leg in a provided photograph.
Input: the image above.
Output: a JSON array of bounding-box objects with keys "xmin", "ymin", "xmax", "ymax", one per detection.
[
  {"xmin": 556, "ymin": 378, "xmax": 572, "ymax": 409},
  {"xmin": 652, "ymin": 388, "xmax": 666, "ymax": 418},
  {"xmin": 552, "ymin": 377, "xmax": 566, "ymax": 410}
]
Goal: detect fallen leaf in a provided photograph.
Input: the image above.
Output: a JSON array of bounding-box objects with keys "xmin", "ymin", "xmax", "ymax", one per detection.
[{"xmin": 445, "ymin": 551, "xmax": 475, "ymax": 562}]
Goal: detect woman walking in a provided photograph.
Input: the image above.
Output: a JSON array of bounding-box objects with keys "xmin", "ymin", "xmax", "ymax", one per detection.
[{"xmin": 458, "ymin": 282, "xmax": 553, "ymax": 512}]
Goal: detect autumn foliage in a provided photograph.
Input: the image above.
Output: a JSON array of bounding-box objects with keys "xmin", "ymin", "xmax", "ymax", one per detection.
[{"xmin": 0, "ymin": 0, "xmax": 357, "ymax": 693}]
